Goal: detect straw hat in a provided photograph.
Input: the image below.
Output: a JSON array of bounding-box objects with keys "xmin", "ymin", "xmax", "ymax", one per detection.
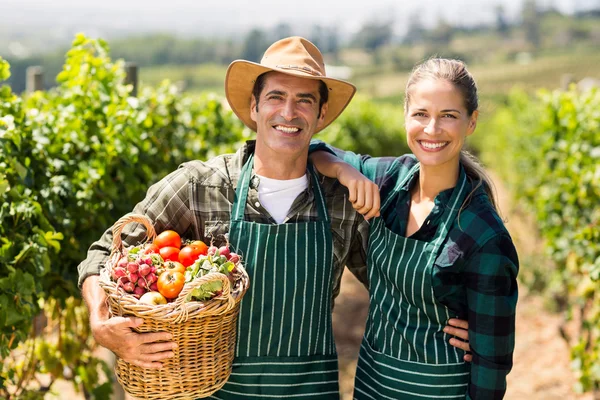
[{"xmin": 225, "ymin": 36, "xmax": 356, "ymax": 133}]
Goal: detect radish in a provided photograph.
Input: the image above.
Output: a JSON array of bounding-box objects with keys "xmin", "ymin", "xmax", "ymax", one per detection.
[
  {"xmin": 118, "ymin": 257, "xmax": 129, "ymax": 268},
  {"xmin": 128, "ymin": 272, "xmax": 139, "ymax": 283},
  {"xmin": 139, "ymin": 264, "xmax": 151, "ymax": 277},
  {"xmin": 127, "ymin": 262, "xmax": 139, "ymax": 274},
  {"xmin": 133, "ymin": 286, "xmax": 145, "ymax": 297},
  {"xmin": 229, "ymin": 253, "xmax": 240, "ymax": 264},
  {"xmin": 140, "ymin": 255, "xmax": 153, "ymax": 266},
  {"xmin": 218, "ymin": 246, "xmax": 231, "ymax": 259},
  {"xmin": 146, "ymin": 272, "xmax": 158, "ymax": 284},
  {"xmin": 122, "ymin": 282, "xmax": 135, "ymax": 293}
]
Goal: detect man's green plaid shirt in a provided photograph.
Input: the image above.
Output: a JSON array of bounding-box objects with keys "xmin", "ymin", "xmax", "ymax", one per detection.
[
  {"xmin": 310, "ymin": 140, "xmax": 519, "ymax": 400},
  {"xmin": 77, "ymin": 141, "xmax": 370, "ymax": 304}
]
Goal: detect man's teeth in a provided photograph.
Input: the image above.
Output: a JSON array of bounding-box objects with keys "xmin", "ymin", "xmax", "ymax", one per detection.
[
  {"xmin": 419, "ymin": 141, "xmax": 448, "ymax": 149},
  {"xmin": 275, "ymin": 126, "xmax": 299, "ymax": 133}
]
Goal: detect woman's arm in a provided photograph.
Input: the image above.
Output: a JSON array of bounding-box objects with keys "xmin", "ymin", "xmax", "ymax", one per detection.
[
  {"xmin": 464, "ymin": 234, "xmax": 519, "ymax": 399},
  {"xmin": 310, "ymin": 151, "xmax": 380, "ymax": 220}
]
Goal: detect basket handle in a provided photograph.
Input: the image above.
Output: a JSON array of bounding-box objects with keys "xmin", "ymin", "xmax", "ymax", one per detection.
[{"xmin": 111, "ymin": 214, "xmax": 156, "ymax": 255}]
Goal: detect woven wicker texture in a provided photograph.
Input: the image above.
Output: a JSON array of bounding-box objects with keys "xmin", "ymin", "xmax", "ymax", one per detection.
[{"xmin": 99, "ymin": 214, "xmax": 249, "ymax": 399}]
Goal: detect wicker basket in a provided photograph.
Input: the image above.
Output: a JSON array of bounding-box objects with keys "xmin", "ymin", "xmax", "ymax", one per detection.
[{"xmin": 98, "ymin": 214, "xmax": 249, "ymax": 400}]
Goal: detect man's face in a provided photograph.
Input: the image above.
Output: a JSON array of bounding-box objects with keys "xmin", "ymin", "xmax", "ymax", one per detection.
[{"xmin": 251, "ymin": 72, "xmax": 328, "ymax": 159}]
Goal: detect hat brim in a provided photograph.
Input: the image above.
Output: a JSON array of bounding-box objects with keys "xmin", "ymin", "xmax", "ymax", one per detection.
[{"xmin": 225, "ymin": 60, "xmax": 356, "ymax": 133}]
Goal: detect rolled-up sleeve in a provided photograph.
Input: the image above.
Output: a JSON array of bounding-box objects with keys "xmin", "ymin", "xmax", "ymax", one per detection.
[
  {"xmin": 77, "ymin": 166, "xmax": 195, "ymax": 288},
  {"xmin": 464, "ymin": 234, "xmax": 518, "ymax": 399}
]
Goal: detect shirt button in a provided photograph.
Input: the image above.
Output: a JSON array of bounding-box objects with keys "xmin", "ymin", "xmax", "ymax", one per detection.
[
  {"xmin": 255, "ymin": 202, "xmax": 260, "ymax": 208},
  {"xmin": 426, "ymin": 220, "xmax": 431, "ymax": 225}
]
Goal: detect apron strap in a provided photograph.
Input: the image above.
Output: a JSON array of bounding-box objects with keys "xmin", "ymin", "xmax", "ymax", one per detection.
[
  {"xmin": 231, "ymin": 153, "xmax": 255, "ymax": 222},
  {"xmin": 380, "ymin": 163, "xmax": 420, "ymax": 215},
  {"xmin": 231, "ymin": 154, "xmax": 330, "ymax": 223},
  {"xmin": 426, "ymin": 167, "xmax": 469, "ymax": 262},
  {"xmin": 307, "ymin": 162, "xmax": 330, "ymax": 223}
]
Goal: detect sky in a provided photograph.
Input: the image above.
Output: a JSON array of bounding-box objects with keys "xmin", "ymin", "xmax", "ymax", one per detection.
[{"xmin": 1, "ymin": 0, "xmax": 599, "ymax": 56}]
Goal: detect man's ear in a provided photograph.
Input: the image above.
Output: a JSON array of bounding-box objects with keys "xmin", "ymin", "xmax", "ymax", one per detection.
[
  {"xmin": 250, "ymin": 96, "xmax": 258, "ymax": 123},
  {"xmin": 466, "ymin": 110, "xmax": 478, "ymax": 137},
  {"xmin": 316, "ymin": 103, "xmax": 329, "ymax": 131}
]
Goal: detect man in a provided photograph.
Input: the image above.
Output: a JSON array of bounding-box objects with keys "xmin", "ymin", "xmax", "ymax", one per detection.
[{"xmin": 78, "ymin": 37, "xmax": 469, "ymax": 399}]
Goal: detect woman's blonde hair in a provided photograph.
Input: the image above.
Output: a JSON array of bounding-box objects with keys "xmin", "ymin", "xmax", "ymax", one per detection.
[{"xmin": 404, "ymin": 58, "xmax": 499, "ymax": 213}]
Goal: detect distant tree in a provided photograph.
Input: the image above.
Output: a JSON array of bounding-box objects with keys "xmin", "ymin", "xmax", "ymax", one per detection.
[
  {"xmin": 522, "ymin": 0, "xmax": 540, "ymax": 48},
  {"xmin": 242, "ymin": 29, "xmax": 269, "ymax": 62},
  {"xmin": 273, "ymin": 23, "xmax": 293, "ymax": 41},
  {"xmin": 404, "ymin": 12, "xmax": 426, "ymax": 44},
  {"xmin": 428, "ymin": 16, "xmax": 454, "ymax": 45},
  {"xmin": 325, "ymin": 27, "xmax": 340, "ymax": 61},
  {"xmin": 310, "ymin": 24, "xmax": 324, "ymax": 50},
  {"xmin": 495, "ymin": 4, "xmax": 510, "ymax": 38},
  {"xmin": 353, "ymin": 19, "xmax": 394, "ymax": 51}
]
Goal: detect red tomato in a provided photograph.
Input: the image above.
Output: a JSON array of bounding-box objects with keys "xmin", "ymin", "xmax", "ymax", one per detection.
[
  {"xmin": 179, "ymin": 244, "xmax": 207, "ymax": 267},
  {"xmin": 143, "ymin": 243, "xmax": 160, "ymax": 254},
  {"xmin": 157, "ymin": 271, "xmax": 185, "ymax": 299},
  {"xmin": 159, "ymin": 246, "xmax": 180, "ymax": 262},
  {"xmin": 189, "ymin": 240, "xmax": 208, "ymax": 254},
  {"xmin": 154, "ymin": 230, "xmax": 181, "ymax": 249},
  {"xmin": 164, "ymin": 260, "xmax": 186, "ymax": 274}
]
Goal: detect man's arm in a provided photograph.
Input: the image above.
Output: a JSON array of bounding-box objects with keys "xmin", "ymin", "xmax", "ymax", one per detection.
[{"xmin": 79, "ymin": 166, "xmax": 197, "ymax": 367}]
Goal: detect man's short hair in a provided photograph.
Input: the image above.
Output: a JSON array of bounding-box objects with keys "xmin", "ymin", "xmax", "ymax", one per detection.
[{"xmin": 252, "ymin": 72, "xmax": 329, "ymax": 118}]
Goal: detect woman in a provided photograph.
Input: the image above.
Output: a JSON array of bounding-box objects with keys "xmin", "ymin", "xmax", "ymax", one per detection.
[{"xmin": 309, "ymin": 58, "xmax": 518, "ymax": 399}]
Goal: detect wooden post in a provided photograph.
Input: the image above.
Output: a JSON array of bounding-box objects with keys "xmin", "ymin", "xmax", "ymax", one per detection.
[
  {"xmin": 124, "ymin": 62, "xmax": 138, "ymax": 97},
  {"xmin": 26, "ymin": 66, "xmax": 44, "ymax": 92}
]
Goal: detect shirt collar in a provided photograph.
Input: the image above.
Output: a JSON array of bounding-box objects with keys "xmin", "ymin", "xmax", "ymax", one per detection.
[{"xmin": 400, "ymin": 163, "xmax": 470, "ymax": 206}]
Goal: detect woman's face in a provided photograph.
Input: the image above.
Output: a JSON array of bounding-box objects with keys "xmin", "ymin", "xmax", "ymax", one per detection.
[{"xmin": 404, "ymin": 78, "xmax": 478, "ymax": 169}]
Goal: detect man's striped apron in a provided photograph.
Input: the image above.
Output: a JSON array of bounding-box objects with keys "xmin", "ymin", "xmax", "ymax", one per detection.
[{"xmin": 210, "ymin": 154, "xmax": 340, "ymax": 399}]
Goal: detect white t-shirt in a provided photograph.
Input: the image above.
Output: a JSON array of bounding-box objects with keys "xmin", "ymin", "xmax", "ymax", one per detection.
[{"xmin": 255, "ymin": 173, "xmax": 308, "ymax": 224}]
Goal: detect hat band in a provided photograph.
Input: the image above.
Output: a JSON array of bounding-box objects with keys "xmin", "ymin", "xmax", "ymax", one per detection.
[{"xmin": 275, "ymin": 64, "xmax": 323, "ymax": 77}]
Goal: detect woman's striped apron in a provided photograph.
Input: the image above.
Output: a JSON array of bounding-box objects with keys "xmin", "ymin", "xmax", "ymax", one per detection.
[
  {"xmin": 210, "ymin": 154, "xmax": 340, "ymax": 399},
  {"xmin": 354, "ymin": 164, "xmax": 470, "ymax": 399}
]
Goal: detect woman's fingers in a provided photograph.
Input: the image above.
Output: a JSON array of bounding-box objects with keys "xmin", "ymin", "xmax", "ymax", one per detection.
[
  {"xmin": 449, "ymin": 337, "xmax": 471, "ymax": 352},
  {"xmin": 444, "ymin": 325, "xmax": 469, "ymax": 341},
  {"xmin": 350, "ymin": 181, "xmax": 381, "ymax": 220},
  {"xmin": 360, "ymin": 183, "xmax": 381, "ymax": 220}
]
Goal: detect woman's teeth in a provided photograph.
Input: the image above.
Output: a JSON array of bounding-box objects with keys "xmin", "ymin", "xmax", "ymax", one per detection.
[{"xmin": 419, "ymin": 141, "xmax": 448, "ymax": 149}]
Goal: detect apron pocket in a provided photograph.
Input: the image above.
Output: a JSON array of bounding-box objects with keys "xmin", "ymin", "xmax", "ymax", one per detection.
[{"xmin": 355, "ymin": 338, "xmax": 469, "ymax": 399}]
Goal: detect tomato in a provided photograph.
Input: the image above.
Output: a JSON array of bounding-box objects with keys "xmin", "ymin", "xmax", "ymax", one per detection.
[
  {"xmin": 179, "ymin": 244, "xmax": 207, "ymax": 267},
  {"xmin": 143, "ymin": 243, "xmax": 160, "ymax": 254},
  {"xmin": 154, "ymin": 230, "xmax": 181, "ymax": 249},
  {"xmin": 189, "ymin": 240, "xmax": 208, "ymax": 255},
  {"xmin": 157, "ymin": 271, "xmax": 185, "ymax": 299},
  {"xmin": 164, "ymin": 260, "xmax": 186, "ymax": 274},
  {"xmin": 159, "ymin": 246, "xmax": 180, "ymax": 262}
]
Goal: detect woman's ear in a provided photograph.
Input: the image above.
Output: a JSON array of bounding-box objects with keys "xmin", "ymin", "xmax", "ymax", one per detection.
[{"xmin": 466, "ymin": 110, "xmax": 478, "ymax": 136}]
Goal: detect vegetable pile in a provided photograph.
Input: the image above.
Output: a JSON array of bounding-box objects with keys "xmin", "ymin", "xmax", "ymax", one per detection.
[{"xmin": 110, "ymin": 230, "xmax": 243, "ymax": 304}]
